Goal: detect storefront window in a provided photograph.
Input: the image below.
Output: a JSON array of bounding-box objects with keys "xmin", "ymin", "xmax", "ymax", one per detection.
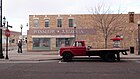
[
  {"xmin": 9, "ymin": 39, "xmax": 15, "ymax": 43},
  {"xmin": 32, "ymin": 38, "xmax": 50, "ymax": 50},
  {"xmin": 56, "ymin": 38, "xmax": 74, "ymax": 48}
]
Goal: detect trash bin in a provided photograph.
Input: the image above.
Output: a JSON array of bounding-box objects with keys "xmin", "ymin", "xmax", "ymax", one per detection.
[{"xmin": 130, "ymin": 47, "xmax": 134, "ymax": 54}]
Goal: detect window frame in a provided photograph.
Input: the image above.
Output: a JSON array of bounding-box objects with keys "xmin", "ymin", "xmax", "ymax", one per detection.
[
  {"xmin": 44, "ymin": 19, "xmax": 50, "ymax": 27},
  {"xmin": 68, "ymin": 19, "xmax": 74, "ymax": 27},
  {"xmin": 57, "ymin": 19, "xmax": 62, "ymax": 27},
  {"xmin": 33, "ymin": 18, "xmax": 39, "ymax": 27}
]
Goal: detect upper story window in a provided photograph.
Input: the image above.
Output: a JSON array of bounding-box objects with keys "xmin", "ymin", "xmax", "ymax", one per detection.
[
  {"xmin": 44, "ymin": 19, "xmax": 50, "ymax": 27},
  {"xmin": 68, "ymin": 19, "xmax": 74, "ymax": 27},
  {"xmin": 57, "ymin": 19, "xmax": 62, "ymax": 27},
  {"xmin": 33, "ymin": 19, "xmax": 39, "ymax": 27}
]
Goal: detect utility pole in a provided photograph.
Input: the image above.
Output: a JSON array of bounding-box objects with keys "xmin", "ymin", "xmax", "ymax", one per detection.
[{"xmin": 0, "ymin": 0, "xmax": 4, "ymax": 58}]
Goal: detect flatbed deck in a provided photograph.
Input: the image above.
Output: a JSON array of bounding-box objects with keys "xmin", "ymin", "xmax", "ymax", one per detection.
[
  {"xmin": 87, "ymin": 48, "xmax": 129, "ymax": 55},
  {"xmin": 86, "ymin": 48, "xmax": 129, "ymax": 61},
  {"xmin": 88, "ymin": 48, "xmax": 129, "ymax": 51}
]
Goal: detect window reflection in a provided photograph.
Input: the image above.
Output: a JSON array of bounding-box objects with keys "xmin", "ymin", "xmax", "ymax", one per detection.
[
  {"xmin": 56, "ymin": 38, "xmax": 74, "ymax": 47},
  {"xmin": 33, "ymin": 38, "xmax": 50, "ymax": 47},
  {"xmin": 33, "ymin": 19, "xmax": 39, "ymax": 27}
]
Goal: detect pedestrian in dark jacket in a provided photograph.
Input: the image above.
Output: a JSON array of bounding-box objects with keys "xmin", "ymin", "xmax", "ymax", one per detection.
[{"xmin": 18, "ymin": 41, "xmax": 22, "ymax": 53}]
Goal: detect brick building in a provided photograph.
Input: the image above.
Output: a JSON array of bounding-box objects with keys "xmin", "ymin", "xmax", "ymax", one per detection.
[{"xmin": 27, "ymin": 12, "xmax": 140, "ymax": 52}]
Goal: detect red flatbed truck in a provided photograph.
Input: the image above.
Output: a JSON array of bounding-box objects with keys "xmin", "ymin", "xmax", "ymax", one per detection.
[{"xmin": 59, "ymin": 40, "xmax": 129, "ymax": 62}]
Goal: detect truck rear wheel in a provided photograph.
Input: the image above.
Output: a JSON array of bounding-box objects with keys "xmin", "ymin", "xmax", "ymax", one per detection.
[
  {"xmin": 62, "ymin": 53, "xmax": 72, "ymax": 62},
  {"xmin": 104, "ymin": 53, "xmax": 116, "ymax": 62}
]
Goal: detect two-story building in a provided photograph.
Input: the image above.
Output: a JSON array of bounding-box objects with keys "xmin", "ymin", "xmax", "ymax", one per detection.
[{"xmin": 27, "ymin": 12, "xmax": 140, "ymax": 53}]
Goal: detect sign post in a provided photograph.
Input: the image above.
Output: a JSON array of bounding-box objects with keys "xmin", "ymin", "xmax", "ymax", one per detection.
[{"xmin": 5, "ymin": 22, "xmax": 10, "ymax": 59}]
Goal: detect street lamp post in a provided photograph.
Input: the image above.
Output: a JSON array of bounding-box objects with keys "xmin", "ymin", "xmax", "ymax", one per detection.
[
  {"xmin": 137, "ymin": 20, "xmax": 140, "ymax": 55},
  {"xmin": 20, "ymin": 24, "xmax": 23, "ymax": 53},
  {"xmin": 5, "ymin": 21, "xmax": 9, "ymax": 59},
  {"xmin": 3, "ymin": 17, "xmax": 8, "ymax": 59},
  {"xmin": 74, "ymin": 24, "xmax": 76, "ymax": 41}
]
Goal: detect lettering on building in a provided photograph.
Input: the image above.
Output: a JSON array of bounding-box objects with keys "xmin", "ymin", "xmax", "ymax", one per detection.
[{"xmin": 28, "ymin": 28, "xmax": 96, "ymax": 35}]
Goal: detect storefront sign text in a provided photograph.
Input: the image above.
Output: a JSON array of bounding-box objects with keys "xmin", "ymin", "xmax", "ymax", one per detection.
[{"xmin": 28, "ymin": 28, "xmax": 96, "ymax": 35}]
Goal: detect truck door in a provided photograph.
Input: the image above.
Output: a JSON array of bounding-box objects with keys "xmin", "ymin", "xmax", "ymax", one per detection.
[{"xmin": 72, "ymin": 42, "xmax": 86, "ymax": 56}]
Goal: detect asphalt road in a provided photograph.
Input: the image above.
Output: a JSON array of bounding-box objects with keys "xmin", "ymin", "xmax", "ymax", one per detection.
[{"xmin": 0, "ymin": 59, "xmax": 140, "ymax": 79}]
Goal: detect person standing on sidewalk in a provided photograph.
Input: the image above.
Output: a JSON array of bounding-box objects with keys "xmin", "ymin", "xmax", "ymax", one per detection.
[{"xmin": 17, "ymin": 41, "xmax": 22, "ymax": 53}]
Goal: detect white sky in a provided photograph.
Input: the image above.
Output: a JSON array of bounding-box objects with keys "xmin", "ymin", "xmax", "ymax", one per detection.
[{"xmin": 2, "ymin": 0, "xmax": 140, "ymax": 35}]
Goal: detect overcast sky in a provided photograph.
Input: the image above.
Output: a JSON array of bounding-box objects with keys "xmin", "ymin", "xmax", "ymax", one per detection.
[{"xmin": 2, "ymin": 0, "xmax": 140, "ymax": 35}]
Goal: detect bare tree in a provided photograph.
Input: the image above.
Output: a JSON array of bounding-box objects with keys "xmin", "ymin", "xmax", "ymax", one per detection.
[{"xmin": 90, "ymin": 4, "xmax": 126, "ymax": 48}]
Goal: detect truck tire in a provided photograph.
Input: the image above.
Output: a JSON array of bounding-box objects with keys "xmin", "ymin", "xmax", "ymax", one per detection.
[
  {"xmin": 100, "ymin": 55, "xmax": 105, "ymax": 60},
  {"xmin": 62, "ymin": 53, "xmax": 72, "ymax": 62},
  {"xmin": 104, "ymin": 53, "xmax": 116, "ymax": 62}
]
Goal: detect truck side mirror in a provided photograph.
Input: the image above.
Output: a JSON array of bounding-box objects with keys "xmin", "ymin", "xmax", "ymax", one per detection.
[{"xmin": 87, "ymin": 46, "xmax": 92, "ymax": 49}]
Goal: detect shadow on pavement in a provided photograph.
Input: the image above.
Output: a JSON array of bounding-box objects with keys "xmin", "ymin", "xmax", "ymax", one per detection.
[{"xmin": 58, "ymin": 57, "xmax": 129, "ymax": 63}]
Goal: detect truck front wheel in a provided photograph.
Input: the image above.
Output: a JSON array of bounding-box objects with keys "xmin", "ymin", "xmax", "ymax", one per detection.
[{"xmin": 62, "ymin": 53, "xmax": 72, "ymax": 62}]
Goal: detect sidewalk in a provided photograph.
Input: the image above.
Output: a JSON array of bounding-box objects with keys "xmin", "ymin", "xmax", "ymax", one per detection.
[
  {"xmin": 1, "ymin": 48, "xmax": 60, "ymax": 61},
  {"xmin": 0, "ymin": 47, "xmax": 140, "ymax": 62}
]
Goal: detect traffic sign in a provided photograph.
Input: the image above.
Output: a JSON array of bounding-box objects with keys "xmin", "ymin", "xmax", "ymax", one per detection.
[{"xmin": 5, "ymin": 29, "xmax": 10, "ymax": 37}]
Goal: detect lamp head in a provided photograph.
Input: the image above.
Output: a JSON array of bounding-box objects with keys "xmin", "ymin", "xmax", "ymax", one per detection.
[
  {"xmin": 74, "ymin": 24, "xmax": 76, "ymax": 28},
  {"xmin": 3, "ymin": 16, "xmax": 6, "ymax": 25},
  {"xmin": 26, "ymin": 23, "xmax": 28, "ymax": 27},
  {"xmin": 20, "ymin": 24, "xmax": 23, "ymax": 29}
]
